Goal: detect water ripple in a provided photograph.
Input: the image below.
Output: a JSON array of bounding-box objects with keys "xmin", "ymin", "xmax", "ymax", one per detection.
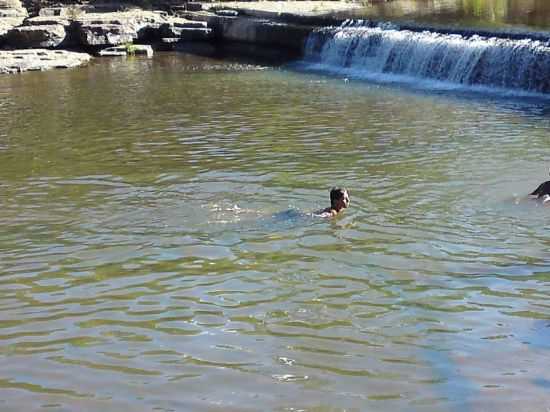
[{"xmin": 1, "ymin": 53, "xmax": 550, "ymax": 411}]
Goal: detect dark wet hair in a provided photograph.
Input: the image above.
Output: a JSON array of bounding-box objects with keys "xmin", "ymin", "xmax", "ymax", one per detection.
[{"xmin": 330, "ymin": 187, "xmax": 347, "ymax": 208}]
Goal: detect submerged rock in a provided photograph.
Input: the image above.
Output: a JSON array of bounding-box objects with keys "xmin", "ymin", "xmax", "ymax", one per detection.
[{"xmin": 0, "ymin": 49, "xmax": 91, "ymax": 74}]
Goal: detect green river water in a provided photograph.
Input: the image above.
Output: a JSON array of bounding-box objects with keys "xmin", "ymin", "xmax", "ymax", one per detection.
[
  {"xmin": 352, "ymin": 0, "xmax": 550, "ymax": 29},
  {"xmin": 1, "ymin": 53, "xmax": 550, "ymax": 411}
]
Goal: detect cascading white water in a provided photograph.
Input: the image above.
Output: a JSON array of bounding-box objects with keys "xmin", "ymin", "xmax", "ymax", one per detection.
[{"xmin": 304, "ymin": 22, "xmax": 550, "ymax": 94}]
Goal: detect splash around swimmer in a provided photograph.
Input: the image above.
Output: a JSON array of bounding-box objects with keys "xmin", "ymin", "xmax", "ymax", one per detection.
[{"xmin": 315, "ymin": 187, "xmax": 350, "ymax": 217}]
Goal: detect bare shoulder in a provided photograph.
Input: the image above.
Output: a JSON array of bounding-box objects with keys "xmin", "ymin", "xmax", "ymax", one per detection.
[{"xmin": 314, "ymin": 207, "xmax": 337, "ymax": 218}]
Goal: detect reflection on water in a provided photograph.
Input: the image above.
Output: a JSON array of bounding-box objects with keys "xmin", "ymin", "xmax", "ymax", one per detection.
[
  {"xmin": 349, "ymin": 0, "xmax": 550, "ymax": 29},
  {"xmin": 1, "ymin": 53, "xmax": 550, "ymax": 411}
]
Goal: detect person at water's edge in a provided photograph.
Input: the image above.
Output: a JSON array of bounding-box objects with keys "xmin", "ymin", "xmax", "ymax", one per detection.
[{"xmin": 316, "ymin": 187, "xmax": 350, "ymax": 217}]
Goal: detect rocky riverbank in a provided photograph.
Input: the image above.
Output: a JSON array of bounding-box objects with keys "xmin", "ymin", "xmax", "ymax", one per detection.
[{"xmin": 0, "ymin": 0, "xmax": 335, "ymax": 74}]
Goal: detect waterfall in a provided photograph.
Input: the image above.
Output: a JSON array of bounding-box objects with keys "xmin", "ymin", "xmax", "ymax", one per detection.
[{"xmin": 303, "ymin": 21, "xmax": 550, "ymax": 95}]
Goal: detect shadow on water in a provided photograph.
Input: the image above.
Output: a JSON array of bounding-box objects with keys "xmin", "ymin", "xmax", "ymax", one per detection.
[{"xmin": 175, "ymin": 42, "xmax": 302, "ymax": 67}]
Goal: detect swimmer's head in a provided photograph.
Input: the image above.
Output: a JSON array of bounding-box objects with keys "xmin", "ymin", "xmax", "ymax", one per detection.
[{"xmin": 330, "ymin": 187, "xmax": 350, "ymax": 211}]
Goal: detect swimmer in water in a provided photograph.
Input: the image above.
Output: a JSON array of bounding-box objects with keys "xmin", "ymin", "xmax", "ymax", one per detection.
[
  {"xmin": 315, "ymin": 187, "xmax": 350, "ymax": 217},
  {"xmin": 529, "ymin": 168, "xmax": 550, "ymax": 204}
]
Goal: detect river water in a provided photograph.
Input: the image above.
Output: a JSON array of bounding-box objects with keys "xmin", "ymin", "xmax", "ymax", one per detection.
[
  {"xmin": 1, "ymin": 53, "xmax": 550, "ymax": 411},
  {"xmin": 350, "ymin": 0, "xmax": 550, "ymax": 30}
]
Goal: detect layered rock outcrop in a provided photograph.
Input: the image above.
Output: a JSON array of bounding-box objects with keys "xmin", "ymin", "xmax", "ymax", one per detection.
[
  {"xmin": 0, "ymin": 4, "xmax": 313, "ymax": 74},
  {"xmin": 0, "ymin": 0, "xmax": 27, "ymax": 36},
  {"xmin": 2, "ymin": 9, "xmax": 214, "ymax": 49},
  {"xmin": 159, "ymin": 16, "xmax": 211, "ymax": 44},
  {"xmin": 74, "ymin": 10, "xmax": 167, "ymax": 46}
]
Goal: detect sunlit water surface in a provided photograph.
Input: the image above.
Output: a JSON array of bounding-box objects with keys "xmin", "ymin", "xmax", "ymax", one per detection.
[
  {"xmin": 348, "ymin": 0, "xmax": 550, "ymax": 30},
  {"xmin": 1, "ymin": 53, "xmax": 550, "ymax": 411}
]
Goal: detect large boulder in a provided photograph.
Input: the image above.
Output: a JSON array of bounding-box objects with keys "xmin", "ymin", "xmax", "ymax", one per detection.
[
  {"xmin": 0, "ymin": 49, "xmax": 91, "ymax": 74},
  {"xmin": 77, "ymin": 22, "xmax": 136, "ymax": 46},
  {"xmin": 74, "ymin": 11, "xmax": 168, "ymax": 46},
  {"xmin": 5, "ymin": 23, "xmax": 66, "ymax": 48}
]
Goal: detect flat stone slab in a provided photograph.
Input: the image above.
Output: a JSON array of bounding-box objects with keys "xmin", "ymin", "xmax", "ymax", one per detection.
[
  {"xmin": 0, "ymin": 49, "xmax": 91, "ymax": 74},
  {"xmin": 98, "ymin": 48, "xmax": 127, "ymax": 56},
  {"xmin": 25, "ymin": 16, "xmax": 71, "ymax": 27},
  {"xmin": 98, "ymin": 44, "xmax": 153, "ymax": 57}
]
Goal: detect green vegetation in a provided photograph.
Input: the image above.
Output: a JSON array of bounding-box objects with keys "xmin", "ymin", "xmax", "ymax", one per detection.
[{"xmin": 124, "ymin": 42, "xmax": 137, "ymax": 55}]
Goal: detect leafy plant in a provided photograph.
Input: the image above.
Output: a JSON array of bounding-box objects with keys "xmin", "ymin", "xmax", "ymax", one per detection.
[{"xmin": 125, "ymin": 42, "xmax": 137, "ymax": 55}]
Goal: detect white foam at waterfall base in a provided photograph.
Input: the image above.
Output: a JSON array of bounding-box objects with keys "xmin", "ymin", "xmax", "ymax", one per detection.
[{"xmin": 299, "ymin": 25, "xmax": 550, "ymax": 98}]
